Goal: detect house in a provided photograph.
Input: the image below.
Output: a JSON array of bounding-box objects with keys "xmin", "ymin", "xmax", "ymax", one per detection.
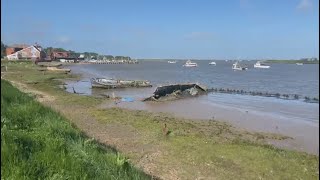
[
  {"xmin": 50, "ymin": 51, "xmax": 78, "ymax": 62},
  {"xmin": 50, "ymin": 51, "xmax": 70, "ymax": 60},
  {"xmin": 51, "ymin": 51, "xmax": 83, "ymax": 63},
  {"xmin": 78, "ymin": 54, "xmax": 85, "ymax": 61},
  {"xmin": 6, "ymin": 44, "xmax": 46, "ymax": 60}
]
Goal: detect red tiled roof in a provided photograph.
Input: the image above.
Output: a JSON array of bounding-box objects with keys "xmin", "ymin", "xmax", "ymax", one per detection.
[{"xmin": 51, "ymin": 51, "xmax": 70, "ymax": 58}]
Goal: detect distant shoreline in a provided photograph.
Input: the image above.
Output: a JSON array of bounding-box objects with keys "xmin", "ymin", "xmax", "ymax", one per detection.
[{"xmin": 265, "ymin": 60, "xmax": 319, "ymax": 64}]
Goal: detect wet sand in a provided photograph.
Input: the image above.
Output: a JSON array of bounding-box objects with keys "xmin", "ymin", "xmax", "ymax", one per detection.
[{"xmin": 103, "ymin": 97, "xmax": 319, "ymax": 155}]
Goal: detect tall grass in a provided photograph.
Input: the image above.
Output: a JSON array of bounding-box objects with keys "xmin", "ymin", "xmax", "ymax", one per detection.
[{"xmin": 1, "ymin": 80, "xmax": 151, "ymax": 179}]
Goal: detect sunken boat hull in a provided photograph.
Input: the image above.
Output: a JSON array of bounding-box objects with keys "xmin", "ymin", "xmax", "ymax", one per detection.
[{"xmin": 143, "ymin": 83, "xmax": 207, "ymax": 101}]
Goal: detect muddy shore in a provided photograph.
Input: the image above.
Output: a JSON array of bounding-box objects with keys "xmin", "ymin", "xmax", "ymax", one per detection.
[{"xmin": 111, "ymin": 98, "xmax": 319, "ymax": 155}]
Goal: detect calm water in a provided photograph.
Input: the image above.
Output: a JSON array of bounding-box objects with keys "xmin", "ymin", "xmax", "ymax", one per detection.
[
  {"xmin": 66, "ymin": 60, "xmax": 319, "ymax": 123},
  {"xmin": 70, "ymin": 60, "xmax": 319, "ymax": 97}
]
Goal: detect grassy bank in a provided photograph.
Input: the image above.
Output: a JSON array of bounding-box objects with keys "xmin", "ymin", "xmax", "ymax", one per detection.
[
  {"xmin": 1, "ymin": 60, "xmax": 319, "ymax": 179},
  {"xmin": 1, "ymin": 80, "xmax": 151, "ymax": 179}
]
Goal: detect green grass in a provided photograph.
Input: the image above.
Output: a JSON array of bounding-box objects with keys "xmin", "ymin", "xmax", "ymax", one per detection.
[{"xmin": 1, "ymin": 80, "xmax": 152, "ymax": 180}]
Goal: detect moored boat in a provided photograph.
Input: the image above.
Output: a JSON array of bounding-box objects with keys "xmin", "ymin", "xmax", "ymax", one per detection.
[
  {"xmin": 232, "ymin": 62, "xmax": 248, "ymax": 71},
  {"xmin": 183, "ymin": 60, "xmax": 197, "ymax": 67},
  {"xmin": 254, "ymin": 61, "xmax": 270, "ymax": 69},
  {"xmin": 296, "ymin": 63, "xmax": 303, "ymax": 65},
  {"xmin": 168, "ymin": 60, "xmax": 177, "ymax": 64},
  {"xmin": 91, "ymin": 78, "xmax": 152, "ymax": 89},
  {"xmin": 209, "ymin": 61, "xmax": 216, "ymax": 65}
]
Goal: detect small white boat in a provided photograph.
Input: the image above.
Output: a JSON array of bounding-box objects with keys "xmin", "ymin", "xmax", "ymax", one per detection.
[
  {"xmin": 296, "ymin": 63, "xmax": 303, "ymax": 65},
  {"xmin": 183, "ymin": 60, "xmax": 197, "ymax": 67},
  {"xmin": 209, "ymin": 62, "xmax": 216, "ymax": 65},
  {"xmin": 232, "ymin": 62, "xmax": 247, "ymax": 71},
  {"xmin": 254, "ymin": 61, "xmax": 270, "ymax": 69},
  {"xmin": 168, "ymin": 60, "xmax": 177, "ymax": 64}
]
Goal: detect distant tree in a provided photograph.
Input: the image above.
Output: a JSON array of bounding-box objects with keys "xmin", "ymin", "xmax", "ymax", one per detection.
[
  {"xmin": 115, "ymin": 56, "xmax": 125, "ymax": 60},
  {"xmin": 105, "ymin": 55, "xmax": 114, "ymax": 60},
  {"xmin": 54, "ymin": 48, "xmax": 67, "ymax": 52},
  {"xmin": 43, "ymin": 47, "xmax": 54, "ymax": 55},
  {"xmin": 83, "ymin": 52, "xmax": 98, "ymax": 59},
  {"xmin": 1, "ymin": 41, "xmax": 7, "ymax": 58},
  {"xmin": 114, "ymin": 56, "xmax": 131, "ymax": 60},
  {"xmin": 97, "ymin": 55, "xmax": 104, "ymax": 60},
  {"xmin": 68, "ymin": 50, "xmax": 80, "ymax": 58},
  {"xmin": 83, "ymin": 52, "xmax": 90, "ymax": 59}
]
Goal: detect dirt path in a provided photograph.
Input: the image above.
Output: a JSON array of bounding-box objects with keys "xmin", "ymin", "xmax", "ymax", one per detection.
[{"xmin": 56, "ymin": 105, "xmax": 168, "ymax": 179}]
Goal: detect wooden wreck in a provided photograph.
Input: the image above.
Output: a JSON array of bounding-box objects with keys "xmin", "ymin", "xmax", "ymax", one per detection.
[
  {"xmin": 91, "ymin": 78, "xmax": 152, "ymax": 89},
  {"xmin": 143, "ymin": 83, "xmax": 207, "ymax": 101},
  {"xmin": 46, "ymin": 67, "xmax": 71, "ymax": 73}
]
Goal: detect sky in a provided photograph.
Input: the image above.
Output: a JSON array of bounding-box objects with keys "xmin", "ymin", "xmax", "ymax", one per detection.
[{"xmin": 1, "ymin": 0, "xmax": 319, "ymax": 59}]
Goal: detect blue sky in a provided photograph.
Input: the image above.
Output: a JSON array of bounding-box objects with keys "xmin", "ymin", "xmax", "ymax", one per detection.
[{"xmin": 1, "ymin": 0, "xmax": 319, "ymax": 59}]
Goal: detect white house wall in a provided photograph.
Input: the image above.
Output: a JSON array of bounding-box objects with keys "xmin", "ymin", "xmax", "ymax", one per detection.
[
  {"xmin": 6, "ymin": 46, "xmax": 40, "ymax": 60},
  {"xmin": 7, "ymin": 53, "xmax": 19, "ymax": 60}
]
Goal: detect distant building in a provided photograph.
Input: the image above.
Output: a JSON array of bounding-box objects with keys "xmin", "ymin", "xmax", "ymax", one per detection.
[
  {"xmin": 78, "ymin": 54, "xmax": 85, "ymax": 61},
  {"xmin": 50, "ymin": 51, "xmax": 82, "ymax": 62},
  {"xmin": 50, "ymin": 51, "xmax": 70, "ymax": 60},
  {"xmin": 300, "ymin": 57, "xmax": 318, "ymax": 61},
  {"xmin": 6, "ymin": 44, "xmax": 46, "ymax": 60}
]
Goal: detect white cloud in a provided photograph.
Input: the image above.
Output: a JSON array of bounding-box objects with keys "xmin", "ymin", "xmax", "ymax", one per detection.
[{"xmin": 297, "ymin": 0, "xmax": 313, "ymax": 11}]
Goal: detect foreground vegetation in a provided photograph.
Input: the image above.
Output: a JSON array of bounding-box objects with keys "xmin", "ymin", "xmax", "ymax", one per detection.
[
  {"xmin": 1, "ymin": 60, "xmax": 319, "ymax": 179},
  {"xmin": 1, "ymin": 80, "xmax": 151, "ymax": 179}
]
